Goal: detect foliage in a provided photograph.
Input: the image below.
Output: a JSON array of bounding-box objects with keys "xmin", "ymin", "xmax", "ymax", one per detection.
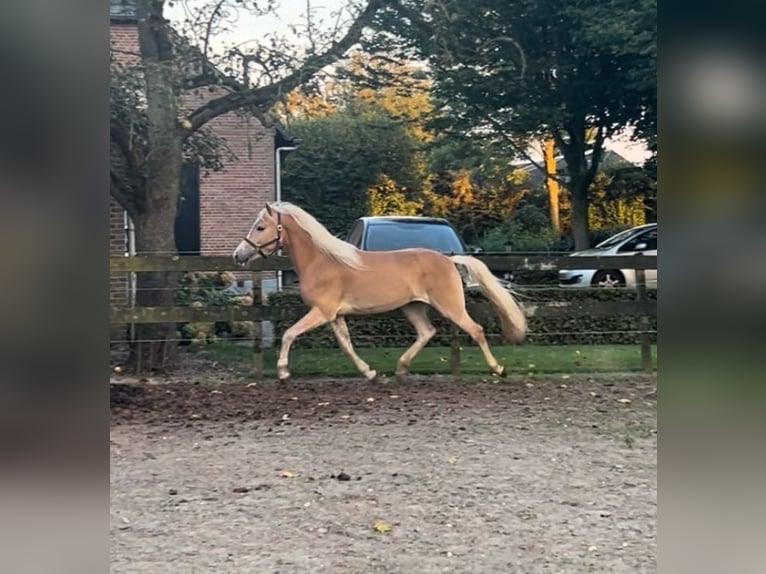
[
  {"xmin": 373, "ymin": 0, "xmax": 657, "ymax": 249},
  {"xmin": 267, "ymin": 288, "xmax": 656, "ymax": 348},
  {"xmin": 276, "ymin": 57, "xmax": 438, "ymax": 231},
  {"xmin": 367, "ymin": 174, "xmax": 423, "ymax": 216},
  {"xmin": 175, "ymin": 272, "xmax": 248, "ymax": 343},
  {"xmin": 588, "ymin": 170, "xmax": 650, "ymax": 230},
  {"xmin": 281, "ymin": 102, "xmax": 427, "ymax": 235},
  {"xmin": 479, "ymin": 227, "xmax": 512, "ymax": 253},
  {"xmin": 335, "ymin": 51, "xmax": 435, "ymax": 141},
  {"xmin": 110, "ymin": 63, "xmax": 235, "ymax": 183},
  {"xmin": 423, "ymin": 167, "xmax": 532, "ymax": 246},
  {"xmin": 477, "ymin": 203, "xmax": 556, "ymax": 253},
  {"xmin": 476, "ymin": 158, "xmax": 654, "ymax": 255}
]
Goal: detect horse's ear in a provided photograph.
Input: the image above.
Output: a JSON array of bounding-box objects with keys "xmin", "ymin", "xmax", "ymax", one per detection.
[{"xmin": 265, "ymin": 203, "xmax": 273, "ymax": 216}]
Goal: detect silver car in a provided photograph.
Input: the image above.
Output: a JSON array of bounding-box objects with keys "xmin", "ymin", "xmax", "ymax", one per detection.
[{"xmin": 558, "ymin": 223, "xmax": 657, "ymax": 288}]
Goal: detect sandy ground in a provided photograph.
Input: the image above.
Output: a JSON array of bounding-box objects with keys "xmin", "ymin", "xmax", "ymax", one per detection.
[{"xmin": 110, "ymin": 372, "xmax": 656, "ymax": 573}]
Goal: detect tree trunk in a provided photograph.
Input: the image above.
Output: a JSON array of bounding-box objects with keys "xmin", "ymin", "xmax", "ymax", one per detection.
[
  {"xmin": 570, "ymin": 175, "xmax": 590, "ymax": 251},
  {"xmin": 126, "ymin": 202, "xmax": 181, "ymax": 373},
  {"xmin": 126, "ymin": 0, "xmax": 183, "ymax": 373},
  {"xmin": 543, "ymin": 138, "xmax": 560, "ymax": 233},
  {"xmin": 559, "ymin": 146, "xmax": 591, "ymax": 251},
  {"xmin": 553, "ymin": 120, "xmax": 605, "ymax": 251}
]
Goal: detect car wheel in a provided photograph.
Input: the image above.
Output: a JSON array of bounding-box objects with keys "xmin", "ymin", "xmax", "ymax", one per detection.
[{"xmin": 591, "ymin": 270, "xmax": 625, "ymax": 288}]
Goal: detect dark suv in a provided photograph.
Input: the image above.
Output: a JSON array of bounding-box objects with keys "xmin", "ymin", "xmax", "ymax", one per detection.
[
  {"xmin": 346, "ymin": 216, "xmax": 467, "ymax": 253},
  {"xmin": 280, "ymin": 216, "xmax": 470, "ymax": 289}
]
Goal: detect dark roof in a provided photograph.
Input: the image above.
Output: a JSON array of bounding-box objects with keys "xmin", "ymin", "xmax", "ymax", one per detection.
[
  {"xmin": 514, "ymin": 149, "xmax": 633, "ymax": 187},
  {"xmin": 360, "ymin": 216, "xmax": 453, "ymax": 225}
]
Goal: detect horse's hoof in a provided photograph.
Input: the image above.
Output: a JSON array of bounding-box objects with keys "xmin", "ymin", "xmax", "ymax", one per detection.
[
  {"xmin": 394, "ymin": 371, "xmax": 408, "ymax": 384},
  {"xmin": 277, "ymin": 372, "xmax": 291, "ymax": 383},
  {"xmin": 365, "ymin": 370, "xmax": 378, "ymax": 382},
  {"xmin": 494, "ymin": 365, "xmax": 507, "ymax": 378}
]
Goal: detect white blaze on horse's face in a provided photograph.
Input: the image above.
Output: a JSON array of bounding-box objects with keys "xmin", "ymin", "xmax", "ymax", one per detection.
[{"xmin": 232, "ymin": 206, "xmax": 279, "ymax": 266}]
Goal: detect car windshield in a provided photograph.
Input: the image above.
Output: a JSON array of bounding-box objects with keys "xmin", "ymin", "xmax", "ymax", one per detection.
[
  {"xmin": 364, "ymin": 221, "xmax": 465, "ymax": 253},
  {"xmin": 595, "ymin": 227, "xmax": 649, "ymax": 249}
]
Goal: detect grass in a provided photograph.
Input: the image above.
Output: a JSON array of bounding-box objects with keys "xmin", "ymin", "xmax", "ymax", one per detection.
[{"xmin": 194, "ymin": 342, "xmax": 657, "ymax": 378}]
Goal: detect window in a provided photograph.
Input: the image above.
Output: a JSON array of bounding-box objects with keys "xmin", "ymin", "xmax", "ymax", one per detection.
[
  {"xmin": 364, "ymin": 222, "xmax": 465, "ymax": 253},
  {"xmin": 596, "ymin": 227, "xmax": 643, "ymax": 249},
  {"xmin": 175, "ymin": 163, "xmax": 200, "ymax": 255},
  {"xmin": 346, "ymin": 221, "xmax": 364, "ymax": 247},
  {"xmin": 641, "ymin": 229, "xmax": 658, "ymax": 250},
  {"xmin": 618, "ymin": 228, "xmax": 657, "ymax": 252}
]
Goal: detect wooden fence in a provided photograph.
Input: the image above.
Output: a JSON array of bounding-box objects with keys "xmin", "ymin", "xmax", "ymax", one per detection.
[{"xmin": 110, "ymin": 253, "xmax": 657, "ymax": 377}]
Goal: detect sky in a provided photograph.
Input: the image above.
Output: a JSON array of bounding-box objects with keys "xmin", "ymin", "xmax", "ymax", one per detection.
[{"xmin": 166, "ymin": 0, "xmax": 651, "ymax": 165}]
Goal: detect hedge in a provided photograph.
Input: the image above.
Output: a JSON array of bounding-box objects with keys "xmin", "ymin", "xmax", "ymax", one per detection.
[{"xmin": 266, "ymin": 288, "xmax": 657, "ymax": 348}]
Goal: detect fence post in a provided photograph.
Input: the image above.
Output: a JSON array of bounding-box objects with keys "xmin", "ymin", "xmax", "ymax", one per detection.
[
  {"xmin": 450, "ymin": 324, "xmax": 461, "ymax": 376},
  {"xmin": 251, "ymin": 271, "xmax": 263, "ymax": 380},
  {"xmin": 635, "ymin": 261, "xmax": 652, "ymax": 373}
]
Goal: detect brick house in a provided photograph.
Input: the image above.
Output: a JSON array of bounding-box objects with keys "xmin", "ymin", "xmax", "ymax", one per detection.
[{"xmin": 110, "ymin": 0, "xmax": 296, "ymax": 319}]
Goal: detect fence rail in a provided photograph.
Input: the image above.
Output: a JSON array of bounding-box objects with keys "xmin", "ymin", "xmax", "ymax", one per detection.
[
  {"xmin": 110, "ymin": 253, "xmax": 657, "ymax": 377},
  {"xmin": 110, "ymin": 253, "xmax": 657, "ymax": 273}
]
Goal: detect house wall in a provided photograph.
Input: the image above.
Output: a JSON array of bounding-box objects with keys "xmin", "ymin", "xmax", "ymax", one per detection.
[
  {"xmin": 185, "ymin": 93, "xmax": 277, "ymax": 256},
  {"xmin": 109, "ymin": 197, "xmax": 129, "ymax": 342},
  {"xmin": 110, "ymin": 22, "xmax": 139, "ymax": 326}
]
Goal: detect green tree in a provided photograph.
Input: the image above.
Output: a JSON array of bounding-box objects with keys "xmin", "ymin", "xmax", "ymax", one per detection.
[
  {"xmin": 588, "ymin": 165, "xmax": 655, "ymax": 229},
  {"xmin": 374, "ymin": 0, "xmax": 657, "ymax": 249},
  {"xmin": 423, "ymin": 166, "xmax": 531, "ymax": 245},
  {"xmin": 367, "ymin": 174, "xmax": 423, "ymax": 216},
  {"xmin": 280, "ymin": 102, "xmax": 425, "ymax": 234}
]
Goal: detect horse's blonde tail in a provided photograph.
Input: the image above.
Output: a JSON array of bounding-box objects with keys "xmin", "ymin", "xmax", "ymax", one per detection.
[{"xmin": 451, "ymin": 255, "xmax": 527, "ymax": 344}]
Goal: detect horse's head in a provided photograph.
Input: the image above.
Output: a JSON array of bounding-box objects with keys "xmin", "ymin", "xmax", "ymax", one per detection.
[{"xmin": 233, "ymin": 203, "xmax": 283, "ymax": 266}]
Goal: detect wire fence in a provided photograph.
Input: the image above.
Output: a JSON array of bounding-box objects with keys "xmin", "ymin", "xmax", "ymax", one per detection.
[
  {"xmin": 110, "ymin": 330, "xmax": 658, "ymax": 346},
  {"xmin": 110, "ymin": 252, "xmax": 657, "ymax": 374}
]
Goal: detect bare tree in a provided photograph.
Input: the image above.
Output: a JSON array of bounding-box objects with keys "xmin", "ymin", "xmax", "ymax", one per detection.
[{"xmin": 110, "ymin": 0, "xmax": 387, "ymax": 372}]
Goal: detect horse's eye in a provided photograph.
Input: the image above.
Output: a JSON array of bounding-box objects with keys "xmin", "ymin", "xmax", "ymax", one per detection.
[{"xmin": 256, "ymin": 226, "xmax": 265, "ymax": 231}]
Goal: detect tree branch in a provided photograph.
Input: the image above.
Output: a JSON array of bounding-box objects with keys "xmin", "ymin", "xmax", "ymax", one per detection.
[
  {"xmin": 203, "ymin": 0, "xmax": 227, "ymax": 72},
  {"xmin": 552, "ymin": 128, "xmax": 576, "ymax": 173},
  {"xmin": 184, "ymin": 0, "xmax": 388, "ymax": 135},
  {"xmin": 110, "ymin": 124, "xmax": 145, "ymax": 171},
  {"xmin": 137, "ymin": 0, "xmax": 174, "ymax": 62},
  {"xmin": 183, "ymin": 66, "xmax": 242, "ymax": 91},
  {"xmin": 480, "ymin": 112, "xmax": 569, "ymax": 186},
  {"xmin": 386, "ymin": 0, "xmax": 433, "ymax": 37},
  {"xmin": 585, "ymin": 123, "xmax": 607, "ymax": 184},
  {"xmin": 110, "ymin": 168, "xmax": 140, "ymax": 218},
  {"xmin": 110, "ymin": 125, "xmax": 146, "ymax": 216},
  {"xmin": 305, "ymin": 0, "xmax": 317, "ymax": 55}
]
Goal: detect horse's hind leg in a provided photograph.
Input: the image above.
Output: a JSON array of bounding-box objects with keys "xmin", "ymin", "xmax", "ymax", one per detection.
[
  {"xmin": 450, "ymin": 310, "xmax": 506, "ymax": 377},
  {"xmin": 396, "ymin": 302, "xmax": 437, "ymax": 382},
  {"xmin": 431, "ymin": 297, "xmax": 506, "ymax": 377},
  {"xmin": 332, "ymin": 317, "xmax": 377, "ymax": 381}
]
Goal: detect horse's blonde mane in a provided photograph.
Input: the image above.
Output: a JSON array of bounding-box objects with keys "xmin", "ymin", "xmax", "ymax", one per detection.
[{"xmin": 273, "ymin": 202, "xmax": 364, "ymax": 269}]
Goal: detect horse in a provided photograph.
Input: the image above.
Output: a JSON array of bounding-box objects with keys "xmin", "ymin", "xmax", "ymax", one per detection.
[{"xmin": 233, "ymin": 202, "xmax": 527, "ymax": 382}]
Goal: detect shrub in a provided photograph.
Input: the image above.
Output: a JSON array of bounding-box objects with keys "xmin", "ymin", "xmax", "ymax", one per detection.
[{"xmin": 176, "ymin": 272, "xmax": 241, "ymax": 344}]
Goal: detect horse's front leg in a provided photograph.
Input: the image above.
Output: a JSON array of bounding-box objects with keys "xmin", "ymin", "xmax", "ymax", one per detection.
[
  {"xmin": 277, "ymin": 307, "xmax": 328, "ymax": 381},
  {"xmin": 332, "ymin": 317, "xmax": 377, "ymax": 381}
]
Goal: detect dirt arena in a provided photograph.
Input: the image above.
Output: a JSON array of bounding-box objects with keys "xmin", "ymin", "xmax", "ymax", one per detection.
[{"xmin": 110, "ymin": 370, "xmax": 656, "ymax": 573}]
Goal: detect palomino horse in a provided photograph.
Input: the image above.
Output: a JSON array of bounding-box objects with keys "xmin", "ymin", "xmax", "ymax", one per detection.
[{"xmin": 233, "ymin": 203, "xmax": 526, "ymax": 382}]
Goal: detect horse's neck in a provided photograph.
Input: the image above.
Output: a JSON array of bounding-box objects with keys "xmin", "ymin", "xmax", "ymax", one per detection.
[{"xmin": 283, "ymin": 215, "xmax": 324, "ymax": 275}]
